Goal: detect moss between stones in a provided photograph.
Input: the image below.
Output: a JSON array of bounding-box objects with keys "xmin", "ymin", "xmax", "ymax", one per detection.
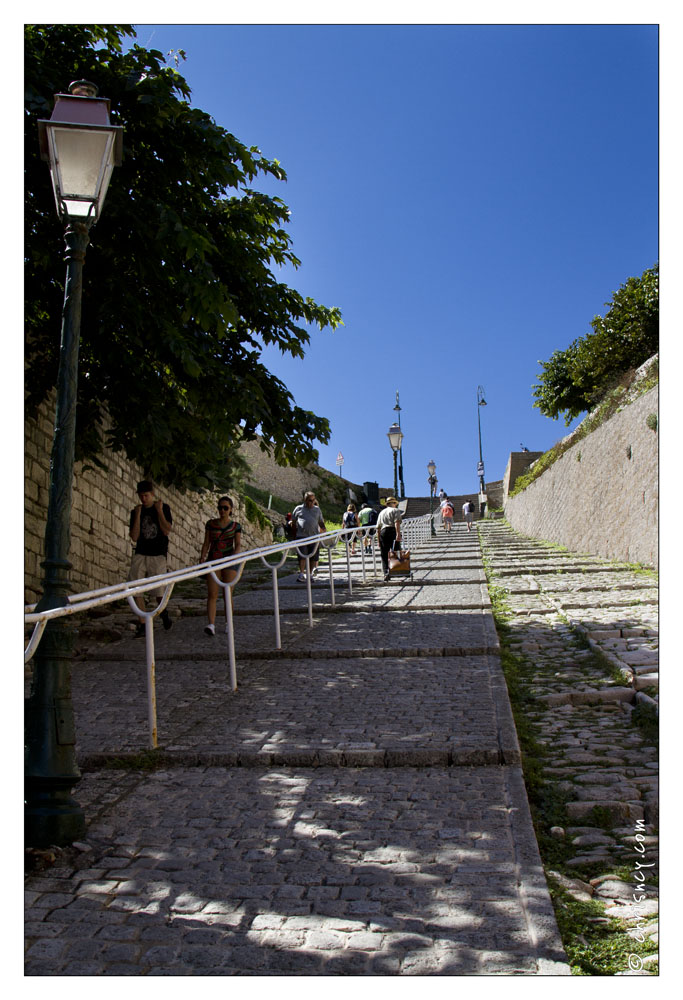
[{"xmin": 478, "ymin": 524, "xmax": 658, "ymax": 975}]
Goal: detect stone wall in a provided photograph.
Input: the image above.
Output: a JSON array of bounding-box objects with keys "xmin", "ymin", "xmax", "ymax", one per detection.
[
  {"xmin": 25, "ymin": 395, "xmax": 273, "ymax": 604},
  {"xmin": 504, "ymin": 386, "xmax": 658, "ymax": 568},
  {"xmin": 502, "ymin": 453, "xmax": 545, "ymax": 501},
  {"xmin": 485, "ymin": 479, "xmax": 505, "ymax": 510},
  {"xmin": 237, "ymin": 437, "xmax": 370, "ymax": 510}
]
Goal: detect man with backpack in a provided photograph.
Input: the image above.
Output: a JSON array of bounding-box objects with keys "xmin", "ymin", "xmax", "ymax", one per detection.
[
  {"xmin": 342, "ymin": 504, "xmax": 360, "ymax": 555},
  {"xmin": 358, "ymin": 502, "xmax": 379, "ymax": 554},
  {"xmin": 463, "ymin": 499, "xmax": 476, "ymax": 531}
]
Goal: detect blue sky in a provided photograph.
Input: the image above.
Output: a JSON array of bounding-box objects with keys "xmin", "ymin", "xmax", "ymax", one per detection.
[{"xmin": 133, "ymin": 22, "xmax": 659, "ymax": 500}]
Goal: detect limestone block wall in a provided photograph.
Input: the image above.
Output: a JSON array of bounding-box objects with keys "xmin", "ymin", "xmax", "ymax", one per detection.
[
  {"xmin": 503, "ymin": 453, "xmax": 545, "ymax": 500},
  {"xmin": 237, "ymin": 437, "xmax": 367, "ymax": 510},
  {"xmin": 504, "ymin": 387, "xmax": 658, "ymax": 568},
  {"xmin": 238, "ymin": 438, "xmax": 327, "ymax": 504},
  {"xmin": 485, "ymin": 479, "xmax": 504, "ymax": 509},
  {"xmin": 25, "ymin": 395, "xmax": 273, "ymax": 604}
]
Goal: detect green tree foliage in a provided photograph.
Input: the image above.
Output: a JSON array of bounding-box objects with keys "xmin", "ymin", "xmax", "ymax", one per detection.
[
  {"xmin": 25, "ymin": 25, "xmax": 342, "ymax": 490},
  {"xmin": 532, "ymin": 265, "xmax": 658, "ymax": 424}
]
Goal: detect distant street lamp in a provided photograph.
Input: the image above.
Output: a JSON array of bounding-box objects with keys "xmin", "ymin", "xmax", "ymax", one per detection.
[
  {"xmin": 25, "ymin": 81, "xmax": 123, "ymax": 847},
  {"xmin": 427, "ymin": 460, "xmax": 437, "ymax": 536},
  {"xmin": 393, "ymin": 391, "xmax": 405, "ymax": 498},
  {"xmin": 387, "ymin": 422, "xmax": 404, "ymax": 499},
  {"xmin": 477, "ymin": 385, "xmax": 487, "ymax": 495}
]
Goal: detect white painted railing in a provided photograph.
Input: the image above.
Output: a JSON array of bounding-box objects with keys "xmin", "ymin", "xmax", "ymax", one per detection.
[{"xmin": 25, "ymin": 513, "xmax": 432, "ymax": 750}]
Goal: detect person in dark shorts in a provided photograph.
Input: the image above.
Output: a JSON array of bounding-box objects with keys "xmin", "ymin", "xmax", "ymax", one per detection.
[
  {"xmin": 200, "ymin": 496, "xmax": 242, "ymax": 636},
  {"xmin": 129, "ymin": 480, "xmax": 173, "ymax": 636},
  {"xmin": 376, "ymin": 497, "xmax": 403, "ymax": 582}
]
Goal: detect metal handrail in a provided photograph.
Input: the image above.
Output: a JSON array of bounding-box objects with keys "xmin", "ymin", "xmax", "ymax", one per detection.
[{"xmin": 25, "ymin": 513, "xmax": 432, "ymax": 749}]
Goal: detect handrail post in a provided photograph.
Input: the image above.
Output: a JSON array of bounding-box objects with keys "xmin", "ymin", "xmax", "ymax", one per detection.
[
  {"xmin": 213, "ymin": 559, "xmax": 245, "ymax": 690},
  {"xmin": 345, "ymin": 538, "xmax": 353, "ymax": 595},
  {"xmin": 126, "ymin": 596, "xmax": 158, "ymax": 750},
  {"xmin": 305, "ymin": 552, "xmax": 313, "ymax": 626},
  {"xmin": 271, "ymin": 567, "xmax": 282, "ymax": 648},
  {"xmin": 144, "ymin": 614, "xmax": 158, "ymax": 749},
  {"xmin": 328, "ymin": 541, "xmax": 336, "ymax": 607},
  {"xmin": 258, "ymin": 550, "xmax": 288, "ymax": 650},
  {"xmin": 224, "ymin": 585, "xmax": 237, "ymax": 691}
]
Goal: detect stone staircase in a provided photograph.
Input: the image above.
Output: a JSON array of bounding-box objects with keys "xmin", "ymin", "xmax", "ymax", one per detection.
[
  {"xmin": 24, "ymin": 518, "xmax": 658, "ymax": 975},
  {"xmin": 25, "ymin": 525, "xmax": 570, "ymax": 976}
]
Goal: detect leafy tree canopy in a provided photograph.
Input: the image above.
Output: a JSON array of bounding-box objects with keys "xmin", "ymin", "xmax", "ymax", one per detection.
[
  {"xmin": 532, "ymin": 264, "xmax": 658, "ymax": 424},
  {"xmin": 25, "ymin": 24, "xmax": 342, "ymax": 490}
]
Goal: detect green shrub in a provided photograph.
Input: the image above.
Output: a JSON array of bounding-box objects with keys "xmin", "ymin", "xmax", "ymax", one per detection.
[{"xmin": 243, "ymin": 494, "xmax": 272, "ymax": 532}]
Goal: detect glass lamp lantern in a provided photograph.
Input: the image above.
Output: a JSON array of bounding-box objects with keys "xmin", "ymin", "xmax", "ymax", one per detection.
[
  {"xmin": 387, "ymin": 422, "xmax": 404, "ymax": 453},
  {"xmin": 37, "ymin": 80, "xmax": 123, "ymax": 224}
]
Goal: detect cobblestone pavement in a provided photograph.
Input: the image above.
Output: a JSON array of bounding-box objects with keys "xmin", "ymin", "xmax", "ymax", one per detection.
[
  {"xmin": 24, "ymin": 520, "xmax": 660, "ymax": 975},
  {"xmin": 25, "ymin": 525, "xmax": 570, "ymax": 976},
  {"xmin": 477, "ymin": 521, "xmax": 658, "ymax": 974}
]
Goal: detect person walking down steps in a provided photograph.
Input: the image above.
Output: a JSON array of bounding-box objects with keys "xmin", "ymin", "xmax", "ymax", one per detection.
[
  {"xmin": 128, "ymin": 480, "xmax": 174, "ymax": 637},
  {"xmin": 292, "ymin": 491, "xmax": 326, "ymax": 582},
  {"xmin": 200, "ymin": 496, "xmax": 242, "ymax": 636}
]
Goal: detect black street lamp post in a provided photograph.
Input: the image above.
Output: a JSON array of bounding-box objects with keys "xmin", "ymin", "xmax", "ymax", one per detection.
[
  {"xmin": 25, "ymin": 82, "xmax": 122, "ymax": 847},
  {"xmin": 387, "ymin": 422, "xmax": 403, "ymax": 499},
  {"xmin": 477, "ymin": 385, "xmax": 487, "ymax": 496},
  {"xmin": 427, "ymin": 460, "xmax": 437, "ymax": 536},
  {"xmin": 393, "ymin": 391, "xmax": 405, "ymax": 499}
]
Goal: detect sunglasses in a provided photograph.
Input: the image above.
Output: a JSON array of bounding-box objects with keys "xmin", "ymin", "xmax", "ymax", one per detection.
[{"xmin": 218, "ymin": 505, "xmax": 231, "ymax": 511}]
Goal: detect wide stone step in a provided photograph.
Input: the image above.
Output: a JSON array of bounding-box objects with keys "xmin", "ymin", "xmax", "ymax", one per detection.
[{"xmin": 74, "ymin": 649, "xmax": 518, "ymax": 766}]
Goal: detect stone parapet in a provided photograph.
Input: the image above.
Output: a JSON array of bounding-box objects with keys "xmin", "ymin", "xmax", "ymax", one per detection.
[{"xmin": 504, "ymin": 386, "xmax": 658, "ymax": 568}]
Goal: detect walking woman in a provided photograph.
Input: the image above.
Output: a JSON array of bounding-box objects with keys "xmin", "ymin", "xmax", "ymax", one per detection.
[{"xmin": 200, "ymin": 496, "xmax": 242, "ymax": 636}]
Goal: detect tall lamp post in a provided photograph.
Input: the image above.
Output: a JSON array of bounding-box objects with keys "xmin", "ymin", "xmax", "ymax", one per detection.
[
  {"xmin": 393, "ymin": 391, "xmax": 405, "ymax": 499},
  {"xmin": 25, "ymin": 81, "xmax": 123, "ymax": 847},
  {"xmin": 387, "ymin": 422, "xmax": 403, "ymax": 499},
  {"xmin": 427, "ymin": 460, "xmax": 437, "ymax": 536},
  {"xmin": 477, "ymin": 385, "xmax": 487, "ymax": 502}
]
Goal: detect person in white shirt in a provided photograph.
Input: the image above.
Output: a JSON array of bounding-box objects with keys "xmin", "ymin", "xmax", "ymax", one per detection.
[{"xmin": 376, "ymin": 497, "xmax": 403, "ymax": 581}]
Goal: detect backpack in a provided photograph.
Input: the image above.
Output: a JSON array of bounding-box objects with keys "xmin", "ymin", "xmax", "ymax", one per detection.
[
  {"xmin": 359, "ymin": 507, "xmax": 378, "ymax": 526},
  {"xmin": 343, "ymin": 511, "xmax": 356, "ymax": 528},
  {"xmin": 466, "ymin": 501, "xmax": 475, "ymax": 514},
  {"xmin": 285, "ymin": 513, "xmax": 297, "ymax": 540}
]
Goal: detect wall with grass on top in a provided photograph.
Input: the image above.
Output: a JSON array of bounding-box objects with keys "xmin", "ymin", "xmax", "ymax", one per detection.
[{"xmin": 504, "ymin": 384, "xmax": 658, "ymax": 568}]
